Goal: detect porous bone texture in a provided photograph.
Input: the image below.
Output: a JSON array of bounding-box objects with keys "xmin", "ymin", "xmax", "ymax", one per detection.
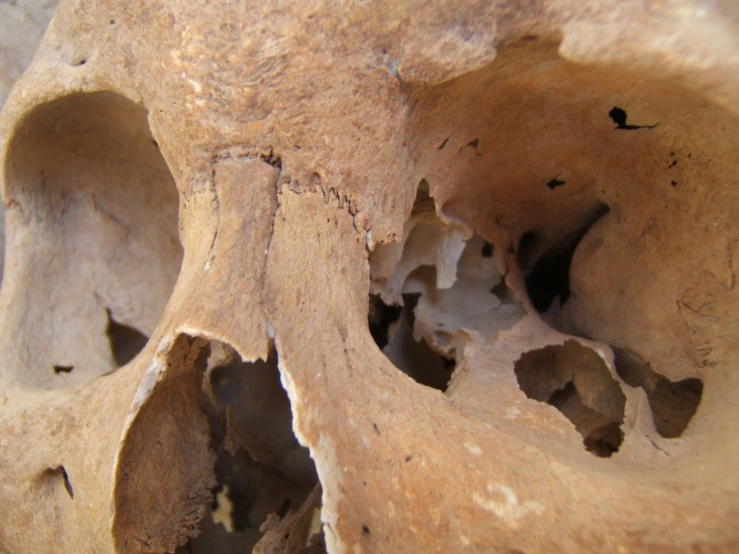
[{"xmin": 0, "ymin": 0, "xmax": 737, "ymax": 553}]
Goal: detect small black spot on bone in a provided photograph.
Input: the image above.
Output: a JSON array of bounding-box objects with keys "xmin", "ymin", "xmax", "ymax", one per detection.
[
  {"xmin": 46, "ymin": 466, "xmax": 74, "ymax": 498},
  {"xmin": 546, "ymin": 174, "xmax": 566, "ymax": 190},
  {"xmin": 671, "ymin": 180, "xmax": 677, "ymax": 187},
  {"xmin": 61, "ymin": 467, "xmax": 74, "ymax": 498},
  {"xmin": 405, "ymin": 454, "xmax": 412, "ymax": 462},
  {"xmin": 438, "ymin": 137, "xmax": 449, "ymax": 150},
  {"xmin": 373, "ymin": 423, "xmax": 381, "ymax": 435},
  {"xmin": 53, "ymin": 365, "xmax": 74, "ymax": 375},
  {"xmin": 609, "ymin": 106, "xmax": 658, "ymax": 130},
  {"xmin": 362, "ymin": 525, "xmax": 371, "ymax": 535},
  {"xmin": 668, "ymin": 160, "xmax": 677, "ymax": 168}
]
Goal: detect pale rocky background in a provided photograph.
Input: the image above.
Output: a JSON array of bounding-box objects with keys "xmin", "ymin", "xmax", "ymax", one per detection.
[
  {"xmin": 0, "ymin": 0, "xmax": 57, "ymax": 277},
  {"xmin": 0, "ymin": 0, "xmax": 56, "ymax": 106}
]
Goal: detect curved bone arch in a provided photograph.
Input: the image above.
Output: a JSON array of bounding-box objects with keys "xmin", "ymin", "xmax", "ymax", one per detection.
[{"xmin": 0, "ymin": 1, "xmax": 737, "ymax": 553}]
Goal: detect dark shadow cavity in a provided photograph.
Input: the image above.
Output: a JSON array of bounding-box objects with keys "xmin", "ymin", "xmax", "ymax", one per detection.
[{"xmin": 514, "ymin": 340, "xmax": 626, "ymax": 457}]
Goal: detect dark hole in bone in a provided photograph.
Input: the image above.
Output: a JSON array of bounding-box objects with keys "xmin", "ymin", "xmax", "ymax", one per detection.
[
  {"xmin": 608, "ymin": 106, "xmax": 629, "ymax": 128},
  {"xmin": 516, "ymin": 231, "xmax": 541, "ymax": 269},
  {"xmin": 546, "ymin": 174, "xmax": 566, "ymax": 189},
  {"xmin": 612, "ymin": 347, "xmax": 703, "ymax": 438},
  {"xmin": 73, "ymin": 58, "xmax": 87, "ymax": 67},
  {"xmin": 481, "ymin": 241, "xmax": 494, "ymax": 257},
  {"xmin": 524, "ymin": 203, "xmax": 610, "ymax": 312},
  {"xmin": 411, "ymin": 179, "xmax": 435, "ymax": 215},
  {"xmin": 53, "ymin": 365, "xmax": 74, "ymax": 375},
  {"xmin": 277, "ymin": 498, "xmax": 291, "ymax": 519},
  {"xmin": 441, "ymin": 356, "xmax": 456, "ymax": 370},
  {"xmin": 608, "ymin": 106, "xmax": 658, "ymax": 130},
  {"xmin": 61, "ymin": 467, "xmax": 74, "ymax": 498},
  {"xmin": 514, "ymin": 340, "xmax": 626, "ymax": 457},
  {"xmin": 260, "ymin": 150, "xmax": 283, "ymax": 170},
  {"xmin": 43, "ymin": 466, "xmax": 74, "ymax": 498},
  {"xmin": 368, "ymin": 294, "xmax": 402, "ymax": 349},
  {"xmin": 106, "ymin": 309, "xmax": 149, "ymax": 367},
  {"xmin": 181, "ymin": 341, "xmax": 321, "ymax": 553},
  {"xmin": 370, "ymin": 293, "xmax": 455, "ymax": 391},
  {"xmin": 582, "ymin": 421, "xmax": 624, "ymax": 457}
]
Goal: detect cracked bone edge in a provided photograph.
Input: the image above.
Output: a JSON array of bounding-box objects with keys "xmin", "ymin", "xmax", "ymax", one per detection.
[{"xmin": 275, "ymin": 349, "xmax": 345, "ymax": 554}]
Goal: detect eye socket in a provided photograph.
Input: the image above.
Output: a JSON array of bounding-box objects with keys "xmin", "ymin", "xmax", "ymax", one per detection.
[
  {"xmin": 2, "ymin": 91, "xmax": 182, "ymax": 389},
  {"xmin": 369, "ymin": 36, "xmax": 722, "ymax": 461}
]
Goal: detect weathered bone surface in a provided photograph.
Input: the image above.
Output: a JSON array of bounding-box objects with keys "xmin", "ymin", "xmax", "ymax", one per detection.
[{"xmin": 0, "ymin": 0, "xmax": 737, "ymax": 553}]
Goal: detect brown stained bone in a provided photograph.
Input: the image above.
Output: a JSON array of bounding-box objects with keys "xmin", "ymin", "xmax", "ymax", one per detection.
[
  {"xmin": 265, "ymin": 190, "xmax": 737, "ymax": 553},
  {"xmin": 113, "ymin": 335, "xmax": 216, "ymax": 554},
  {"xmin": 0, "ymin": 0, "xmax": 737, "ymax": 553}
]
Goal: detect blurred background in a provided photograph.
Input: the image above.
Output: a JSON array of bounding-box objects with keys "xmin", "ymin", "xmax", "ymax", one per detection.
[
  {"xmin": 0, "ymin": 0, "xmax": 56, "ymax": 107},
  {"xmin": 0, "ymin": 0, "xmax": 57, "ymax": 280}
]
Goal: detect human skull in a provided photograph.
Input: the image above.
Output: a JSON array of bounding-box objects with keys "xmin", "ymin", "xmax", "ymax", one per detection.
[{"xmin": 0, "ymin": 0, "xmax": 737, "ymax": 553}]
